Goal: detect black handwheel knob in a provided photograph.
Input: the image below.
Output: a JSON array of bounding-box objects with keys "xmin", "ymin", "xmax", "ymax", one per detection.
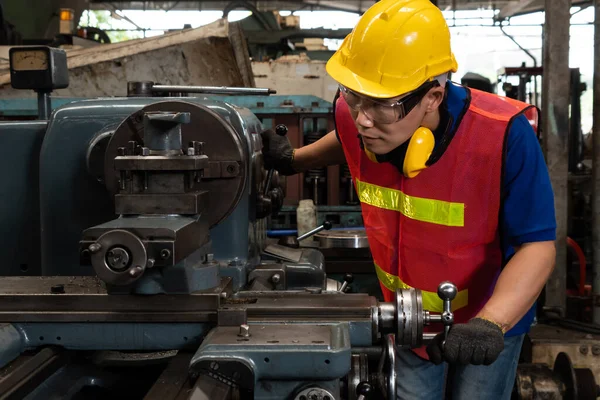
[
  {"xmin": 357, "ymin": 381, "xmax": 373, "ymax": 396},
  {"xmin": 344, "ymin": 273, "xmax": 354, "ymax": 284},
  {"xmin": 275, "ymin": 124, "xmax": 288, "ymax": 136}
]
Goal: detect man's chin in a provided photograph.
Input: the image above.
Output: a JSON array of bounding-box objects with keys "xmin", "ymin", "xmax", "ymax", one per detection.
[{"xmin": 364, "ymin": 142, "xmax": 389, "ymax": 155}]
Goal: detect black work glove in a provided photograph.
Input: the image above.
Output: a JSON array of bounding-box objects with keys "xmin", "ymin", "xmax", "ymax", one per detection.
[
  {"xmin": 426, "ymin": 317, "xmax": 504, "ymax": 366},
  {"xmin": 260, "ymin": 129, "xmax": 296, "ymax": 176}
]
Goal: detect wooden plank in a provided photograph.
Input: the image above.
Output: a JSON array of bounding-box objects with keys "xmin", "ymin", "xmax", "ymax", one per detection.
[{"xmin": 0, "ymin": 19, "xmax": 253, "ymax": 98}]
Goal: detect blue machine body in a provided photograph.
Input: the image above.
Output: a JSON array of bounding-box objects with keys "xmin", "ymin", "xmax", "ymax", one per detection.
[{"xmin": 1, "ymin": 96, "xmax": 269, "ymax": 281}]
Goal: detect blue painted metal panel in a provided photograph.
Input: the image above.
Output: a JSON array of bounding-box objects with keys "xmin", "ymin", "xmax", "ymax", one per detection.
[
  {"xmin": 30, "ymin": 97, "xmax": 264, "ymax": 276},
  {"xmin": 13, "ymin": 322, "xmax": 211, "ymax": 351},
  {"xmin": 0, "ymin": 324, "xmax": 23, "ymax": 368},
  {"xmin": 0, "ymin": 122, "xmax": 47, "ymax": 276}
]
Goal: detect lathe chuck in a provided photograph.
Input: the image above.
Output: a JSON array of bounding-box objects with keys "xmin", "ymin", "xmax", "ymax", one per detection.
[{"xmin": 103, "ymin": 100, "xmax": 247, "ymax": 228}]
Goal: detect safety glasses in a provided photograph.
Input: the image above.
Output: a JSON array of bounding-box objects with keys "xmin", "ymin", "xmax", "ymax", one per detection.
[{"xmin": 339, "ymin": 80, "xmax": 440, "ymax": 124}]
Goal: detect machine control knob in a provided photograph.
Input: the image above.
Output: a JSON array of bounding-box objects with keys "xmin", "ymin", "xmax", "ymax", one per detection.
[
  {"xmin": 339, "ymin": 273, "xmax": 354, "ymax": 293},
  {"xmin": 275, "ymin": 124, "xmax": 288, "ymax": 136},
  {"xmin": 277, "ymin": 221, "xmax": 333, "ymax": 249},
  {"xmin": 437, "ymin": 281, "xmax": 457, "ymax": 302},
  {"xmin": 437, "ymin": 281, "xmax": 457, "ymax": 345},
  {"xmin": 296, "ymin": 220, "xmax": 332, "ymax": 242},
  {"xmin": 356, "ymin": 381, "xmax": 373, "ymax": 400}
]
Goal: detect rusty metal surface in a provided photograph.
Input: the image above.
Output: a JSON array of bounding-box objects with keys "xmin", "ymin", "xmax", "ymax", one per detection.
[{"xmin": 529, "ymin": 324, "xmax": 600, "ymax": 393}]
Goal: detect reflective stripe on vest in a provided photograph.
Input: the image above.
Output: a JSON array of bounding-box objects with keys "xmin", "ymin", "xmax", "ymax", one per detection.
[
  {"xmin": 374, "ymin": 263, "xmax": 469, "ymax": 313},
  {"xmin": 355, "ymin": 178, "xmax": 465, "ymax": 227}
]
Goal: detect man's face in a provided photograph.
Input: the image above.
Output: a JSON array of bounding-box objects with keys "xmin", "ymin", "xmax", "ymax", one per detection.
[{"xmin": 342, "ymin": 83, "xmax": 441, "ymax": 155}]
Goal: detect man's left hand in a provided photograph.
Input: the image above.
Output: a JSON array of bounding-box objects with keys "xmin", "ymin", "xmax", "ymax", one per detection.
[{"xmin": 426, "ymin": 317, "xmax": 504, "ymax": 365}]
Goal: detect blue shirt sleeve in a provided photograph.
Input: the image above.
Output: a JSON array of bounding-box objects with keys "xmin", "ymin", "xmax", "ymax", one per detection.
[{"xmin": 501, "ymin": 114, "xmax": 557, "ymax": 249}]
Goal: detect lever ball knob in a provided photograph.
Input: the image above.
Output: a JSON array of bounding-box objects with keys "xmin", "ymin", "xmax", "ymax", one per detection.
[
  {"xmin": 322, "ymin": 220, "xmax": 333, "ymax": 230},
  {"xmin": 344, "ymin": 273, "xmax": 354, "ymax": 284},
  {"xmin": 275, "ymin": 124, "xmax": 288, "ymax": 136},
  {"xmin": 437, "ymin": 281, "xmax": 457, "ymax": 301},
  {"xmin": 356, "ymin": 382, "xmax": 373, "ymax": 396}
]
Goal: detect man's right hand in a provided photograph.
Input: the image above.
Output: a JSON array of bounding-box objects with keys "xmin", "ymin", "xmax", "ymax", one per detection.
[{"xmin": 260, "ymin": 129, "xmax": 296, "ymax": 176}]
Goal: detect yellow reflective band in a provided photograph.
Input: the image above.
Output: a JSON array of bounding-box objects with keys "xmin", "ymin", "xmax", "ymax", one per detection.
[
  {"xmin": 374, "ymin": 264, "xmax": 468, "ymax": 313},
  {"xmin": 355, "ymin": 178, "xmax": 464, "ymax": 227}
]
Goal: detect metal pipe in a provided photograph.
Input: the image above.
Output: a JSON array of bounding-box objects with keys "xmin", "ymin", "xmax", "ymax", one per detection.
[
  {"xmin": 592, "ymin": 0, "xmax": 600, "ymax": 323},
  {"xmin": 37, "ymin": 91, "xmax": 51, "ymax": 120},
  {"xmin": 151, "ymin": 85, "xmax": 276, "ymax": 96},
  {"xmin": 542, "ymin": 0, "xmax": 570, "ymax": 318}
]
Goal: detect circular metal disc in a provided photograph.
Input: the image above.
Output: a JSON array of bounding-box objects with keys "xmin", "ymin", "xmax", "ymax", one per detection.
[
  {"xmin": 315, "ymin": 229, "xmax": 369, "ymax": 249},
  {"xmin": 554, "ymin": 352, "xmax": 577, "ymax": 399},
  {"xmin": 90, "ymin": 229, "xmax": 148, "ymax": 286},
  {"xmin": 103, "ymin": 100, "xmax": 247, "ymax": 228}
]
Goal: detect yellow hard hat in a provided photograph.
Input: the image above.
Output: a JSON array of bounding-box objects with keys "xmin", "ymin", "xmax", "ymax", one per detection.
[{"xmin": 326, "ymin": 0, "xmax": 458, "ymax": 99}]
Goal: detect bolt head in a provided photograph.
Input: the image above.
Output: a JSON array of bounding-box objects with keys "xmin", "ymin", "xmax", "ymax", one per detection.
[
  {"xmin": 238, "ymin": 324, "xmax": 250, "ymax": 337},
  {"xmin": 271, "ymin": 274, "xmax": 281, "ymax": 284},
  {"xmin": 437, "ymin": 281, "xmax": 457, "ymax": 301},
  {"xmin": 88, "ymin": 243, "xmax": 102, "ymax": 253},
  {"xmin": 160, "ymin": 249, "xmax": 171, "ymax": 259},
  {"xmin": 128, "ymin": 266, "xmax": 143, "ymax": 277}
]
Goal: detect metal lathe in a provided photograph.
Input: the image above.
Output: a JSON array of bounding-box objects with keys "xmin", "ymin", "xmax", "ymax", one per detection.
[{"xmin": 0, "ymin": 46, "xmax": 457, "ymax": 400}]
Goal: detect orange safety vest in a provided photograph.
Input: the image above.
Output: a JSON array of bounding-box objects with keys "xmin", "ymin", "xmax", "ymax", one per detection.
[{"xmin": 335, "ymin": 87, "xmax": 539, "ymax": 358}]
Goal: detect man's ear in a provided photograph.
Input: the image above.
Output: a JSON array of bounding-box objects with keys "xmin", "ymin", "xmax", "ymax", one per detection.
[{"xmin": 424, "ymin": 87, "xmax": 445, "ymax": 112}]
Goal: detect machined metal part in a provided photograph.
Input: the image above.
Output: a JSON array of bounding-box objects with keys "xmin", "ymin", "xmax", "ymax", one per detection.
[
  {"xmin": 151, "ymin": 85, "xmax": 276, "ymax": 96},
  {"xmin": 395, "ymin": 288, "xmax": 423, "ymax": 348},
  {"xmin": 143, "ymin": 352, "xmax": 196, "ymax": 400},
  {"xmin": 514, "ymin": 352, "xmax": 599, "ymax": 400},
  {"xmin": 0, "ymin": 347, "xmax": 69, "ymax": 400},
  {"xmin": 314, "ymin": 229, "xmax": 369, "ymax": 249},
  {"xmin": 188, "ymin": 375, "xmax": 235, "ymax": 400},
  {"xmin": 103, "ymin": 101, "xmax": 247, "ymax": 228},
  {"xmin": 376, "ymin": 334, "xmax": 397, "ymax": 400},
  {"xmin": 81, "ymin": 215, "xmax": 209, "ymax": 270},
  {"xmin": 347, "ymin": 354, "xmax": 369, "ymax": 400},
  {"xmin": 0, "ymin": 276, "xmax": 230, "ymax": 322},
  {"xmin": 297, "ymin": 221, "xmax": 332, "ymax": 242},
  {"xmin": 190, "ymin": 324, "xmax": 351, "ymax": 385},
  {"xmin": 248, "ymin": 264, "xmax": 286, "ymax": 291},
  {"xmin": 293, "ymin": 386, "xmax": 336, "ymax": 400},
  {"xmin": 89, "ymin": 229, "xmax": 148, "ymax": 286}
]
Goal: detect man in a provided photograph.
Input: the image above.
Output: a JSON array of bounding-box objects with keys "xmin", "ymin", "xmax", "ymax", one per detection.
[{"xmin": 260, "ymin": 0, "xmax": 556, "ymax": 398}]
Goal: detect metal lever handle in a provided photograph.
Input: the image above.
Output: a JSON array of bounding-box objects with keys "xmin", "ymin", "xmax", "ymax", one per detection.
[
  {"xmin": 437, "ymin": 281, "xmax": 457, "ymax": 345},
  {"xmin": 264, "ymin": 124, "xmax": 288, "ymax": 195},
  {"xmin": 339, "ymin": 273, "xmax": 353, "ymax": 293},
  {"xmin": 356, "ymin": 381, "xmax": 373, "ymax": 400},
  {"xmin": 296, "ymin": 220, "xmax": 332, "ymax": 241}
]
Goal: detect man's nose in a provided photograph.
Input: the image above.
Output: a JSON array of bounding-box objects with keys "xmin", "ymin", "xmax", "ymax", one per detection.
[{"xmin": 355, "ymin": 108, "xmax": 374, "ymax": 128}]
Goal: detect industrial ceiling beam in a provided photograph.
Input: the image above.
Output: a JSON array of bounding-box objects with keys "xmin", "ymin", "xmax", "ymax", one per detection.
[{"xmin": 88, "ymin": 0, "xmax": 518, "ymax": 12}]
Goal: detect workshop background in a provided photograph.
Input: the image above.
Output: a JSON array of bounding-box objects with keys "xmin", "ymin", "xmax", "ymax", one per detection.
[{"xmin": 0, "ymin": 0, "xmax": 597, "ymax": 399}]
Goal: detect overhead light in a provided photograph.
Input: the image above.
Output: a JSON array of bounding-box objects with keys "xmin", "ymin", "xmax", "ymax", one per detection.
[{"xmin": 59, "ymin": 8, "xmax": 75, "ymax": 34}]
